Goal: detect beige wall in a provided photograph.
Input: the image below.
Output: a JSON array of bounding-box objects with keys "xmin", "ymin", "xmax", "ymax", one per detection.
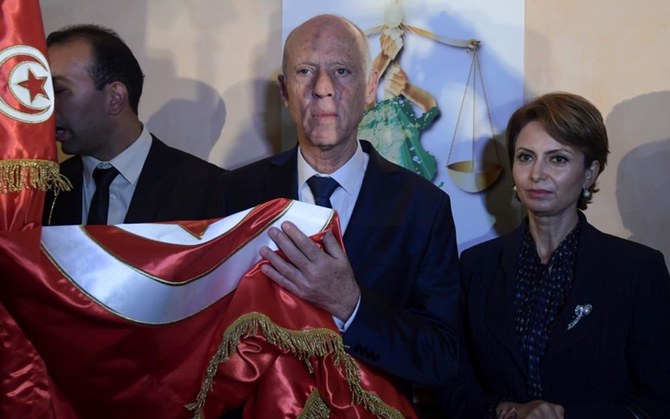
[
  {"xmin": 526, "ymin": 0, "xmax": 670, "ymax": 264},
  {"xmin": 40, "ymin": 0, "xmax": 669, "ymax": 263},
  {"xmin": 40, "ymin": 0, "xmax": 284, "ymax": 169}
]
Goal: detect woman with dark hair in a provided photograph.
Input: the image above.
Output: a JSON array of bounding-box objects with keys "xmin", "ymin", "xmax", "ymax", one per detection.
[{"xmin": 441, "ymin": 92, "xmax": 670, "ymax": 418}]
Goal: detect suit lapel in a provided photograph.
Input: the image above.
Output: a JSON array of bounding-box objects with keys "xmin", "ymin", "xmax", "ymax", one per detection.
[
  {"xmin": 486, "ymin": 226, "xmax": 528, "ymax": 376},
  {"xmin": 487, "ymin": 217, "xmax": 608, "ymax": 381},
  {"xmin": 545, "ymin": 215, "xmax": 604, "ymax": 354},
  {"xmin": 342, "ymin": 143, "xmax": 393, "ymax": 271},
  {"xmin": 125, "ymin": 137, "xmax": 168, "ymax": 222}
]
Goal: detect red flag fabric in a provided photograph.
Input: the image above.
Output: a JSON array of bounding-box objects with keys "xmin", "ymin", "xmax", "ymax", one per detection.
[
  {"xmin": 0, "ymin": 199, "xmax": 416, "ymax": 418},
  {"xmin": 1, "ymin": 1, "xmax": 70, "ymax": 416},
  {"xmin": 0, "ymin": 0, "xmax": 68, "ymax": 231}
]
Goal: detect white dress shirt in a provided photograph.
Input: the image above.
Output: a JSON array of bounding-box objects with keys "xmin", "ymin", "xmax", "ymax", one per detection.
[
  {"xmin": 297, "ymin": 141, "xmax": 368, "ymax": 233},
  {"xmin": 296, "ymin": 141, "xmax": 368, "ymax": 331},
  {"xmin": 81, "ymin": 126, "xmax": 152, "ymax": 225}
]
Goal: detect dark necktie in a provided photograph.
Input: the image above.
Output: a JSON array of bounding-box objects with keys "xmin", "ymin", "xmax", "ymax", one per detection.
[
  {"xmin": 307, "ymin": 175, "xmax": 339, "ymax": 209},
  {"xmin": 87, "ymin": 166, "xmax": 119, "ymax": 225}
]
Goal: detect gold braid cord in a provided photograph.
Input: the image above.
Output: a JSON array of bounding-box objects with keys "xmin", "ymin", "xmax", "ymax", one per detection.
[
  {"xmin": 187, "ymin": 312, "xmax": 405, "ymax": 419},
  {"xmin": 0, "ymin": 159, "xmax": 71, "ymax": 194}
]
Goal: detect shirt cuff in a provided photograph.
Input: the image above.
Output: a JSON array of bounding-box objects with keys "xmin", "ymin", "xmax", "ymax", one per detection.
[{"xmin": 332, "ymin": 295, "xmax": 361, "ymax": 332}]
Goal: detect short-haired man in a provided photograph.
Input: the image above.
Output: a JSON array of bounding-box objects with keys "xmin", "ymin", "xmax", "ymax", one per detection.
[
  {"xmin": 44, "ymin": 24, "xmax": 225, "ymax": 225},
  {"xmin": 218, "ymin": 14, "xmax": 461, "ymax": 394}
]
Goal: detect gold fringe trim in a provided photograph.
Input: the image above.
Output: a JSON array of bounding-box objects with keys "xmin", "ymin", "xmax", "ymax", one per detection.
[
  {"xmin": 186, "ymin": 312, "xmax": 405, "ymax": 419},
  {"xmin": 298, "ymin": 389, "xmax": 331, "ymax": 419},
  {"xmin": 0, "ymin": 159, "xmax": 71, "ymax": 194}
]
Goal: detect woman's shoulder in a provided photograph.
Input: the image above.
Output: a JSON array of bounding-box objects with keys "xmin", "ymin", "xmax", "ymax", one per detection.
[
  {"xmin": 461, "ymin": 226, "xmax": 521, "ymax": 258},
  {"xmin": 461, "ymin": 235, "xmax": 505, "ymax": 257},
  {"xmin": 580, "ymin": 221, "xmax": 669, "ymax": 282},
  {"xmin": 459, "ymin": 230, "xmax": 521, "ymax": 278},
  {"xmin": 582, "ymin": 220, "xmax": 665, "ymax": 261}
]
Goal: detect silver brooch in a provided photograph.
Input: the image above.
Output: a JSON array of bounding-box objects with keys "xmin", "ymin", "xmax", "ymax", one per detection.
[{"xmin": 567, "ymin": 304, "xmax": 592, "ymax": 330}]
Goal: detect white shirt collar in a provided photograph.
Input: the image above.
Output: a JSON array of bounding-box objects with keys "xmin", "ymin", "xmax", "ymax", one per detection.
[
  {"xmin": 82, "ymin": 125, "xmax": 152, "ymax": 184},
  {"xmin": 297, "ymin": 140, "xmax": 366, "ymax": 199},
  {"xmin": 297, "ymin": 141, "xmax": 368, "ymax": 233}
]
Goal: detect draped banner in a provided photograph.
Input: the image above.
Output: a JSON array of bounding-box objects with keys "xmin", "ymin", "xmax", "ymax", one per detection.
[{"xmin": 0, "ymin": 198, "xmax": 416, "ymax": 418}]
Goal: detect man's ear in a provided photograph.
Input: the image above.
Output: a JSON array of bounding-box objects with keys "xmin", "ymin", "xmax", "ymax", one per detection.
[
  {"xmin": 277, "ymin": 74, "xmax": 289, "ymax": 107},
  {"xmin": 106, "ymin": 81, "xmax": 128, "ymax": 116}
]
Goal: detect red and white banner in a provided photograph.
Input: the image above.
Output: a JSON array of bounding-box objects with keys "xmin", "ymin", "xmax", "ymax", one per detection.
[{"xmin": 0, "ymin": 199, "xmax": 415, "ymax": 418}]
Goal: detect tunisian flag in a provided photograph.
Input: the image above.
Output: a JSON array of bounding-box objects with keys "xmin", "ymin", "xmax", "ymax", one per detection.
[
  {"xmin": 1, "ymin": 1, "xmax": 70, "ymax": 417},
  {"xmin": 0, "ymin": 2, "xmax": 414, "ymax": 417},
  {"xmin": 1, "ymin": 199, "xmax": 416, "ymax": 418},
  {"xmin": 0, "ymin": 0, "xmax": 68, "ymax": 230}
]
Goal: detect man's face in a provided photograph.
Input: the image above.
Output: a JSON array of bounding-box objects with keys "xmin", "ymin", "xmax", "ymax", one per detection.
[
  {"xmin": 49, "ymin": 39, "xmax": 111, "ymax": 158},
  {"xmin": 280, "ymin": 18, "xmax": 376, "ymax": 152}
]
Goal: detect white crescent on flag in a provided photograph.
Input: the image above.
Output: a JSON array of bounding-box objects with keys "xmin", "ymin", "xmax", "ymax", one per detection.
[{"xmin": 0, "ymin": 44, "xmax": 54, "ymax": 123}]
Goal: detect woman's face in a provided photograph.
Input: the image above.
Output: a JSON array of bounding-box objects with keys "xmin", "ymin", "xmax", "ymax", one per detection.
[{"xmin": 513, "ymin": 121, "xmax": 599, "ymax": 219}]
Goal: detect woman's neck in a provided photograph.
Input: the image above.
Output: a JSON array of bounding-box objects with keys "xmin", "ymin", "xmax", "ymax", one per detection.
[{"xmin": 527, "ymin": 211, "xmax": 579, "ymax": 263}]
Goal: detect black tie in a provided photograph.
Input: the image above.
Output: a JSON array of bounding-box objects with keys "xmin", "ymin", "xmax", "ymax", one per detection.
[
  {"xmin": 307, "ymin": 176, "xmax": 339, "ymax": 209},
  {"xmin": 87, "ymin": 166, "xmax": 119, "ymax": 225}
]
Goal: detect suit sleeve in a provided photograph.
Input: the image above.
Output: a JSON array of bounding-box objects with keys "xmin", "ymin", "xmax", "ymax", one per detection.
[
  {"xmin": 342, "ymin": 194, "xmax": 461, "ymax": 386},
  {"xmin": 435, "ymin": 246, "xmax": 496, "ymax": 417}
]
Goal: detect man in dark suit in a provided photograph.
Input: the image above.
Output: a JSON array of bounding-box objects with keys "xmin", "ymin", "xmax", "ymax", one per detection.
[
  {"xmin": 43, "ymin": 24, "xmax": 225, "ymax": 225},
  {"xmin": 218, "ymin": 14, "xmax": 461, "ymax": 392}
]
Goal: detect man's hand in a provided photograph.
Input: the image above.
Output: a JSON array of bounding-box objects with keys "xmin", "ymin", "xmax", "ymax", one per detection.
[
  {"xmin": 496, "ymin": 400, "xmax": 565, "ymax": 419},
  {"xmin": 258, "ymin": 221, "xmax": 361, "ymax": 321}
]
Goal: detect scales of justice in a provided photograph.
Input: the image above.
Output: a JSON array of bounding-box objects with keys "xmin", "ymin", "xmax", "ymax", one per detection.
[{"xmin": 359, "ymin": 0, "xmax": 503, "ymax": 193}]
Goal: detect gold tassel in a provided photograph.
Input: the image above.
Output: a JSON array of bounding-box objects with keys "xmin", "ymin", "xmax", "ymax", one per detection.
[
  {"xmin": 187, "ymin": 312, "xmax": 406, "ymax": 419},
  {"xmin": 298, "ymin": 389, "xmax": 330, "ymax": 419},
  {"xmin": 0, "ymin": 159, "xmax": 71, "ymax": 194}
]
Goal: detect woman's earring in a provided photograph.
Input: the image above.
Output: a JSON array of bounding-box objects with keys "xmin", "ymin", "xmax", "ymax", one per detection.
[{"xmin": 582, "ymin": 187, "xmax": 592, "ymax": 199}]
